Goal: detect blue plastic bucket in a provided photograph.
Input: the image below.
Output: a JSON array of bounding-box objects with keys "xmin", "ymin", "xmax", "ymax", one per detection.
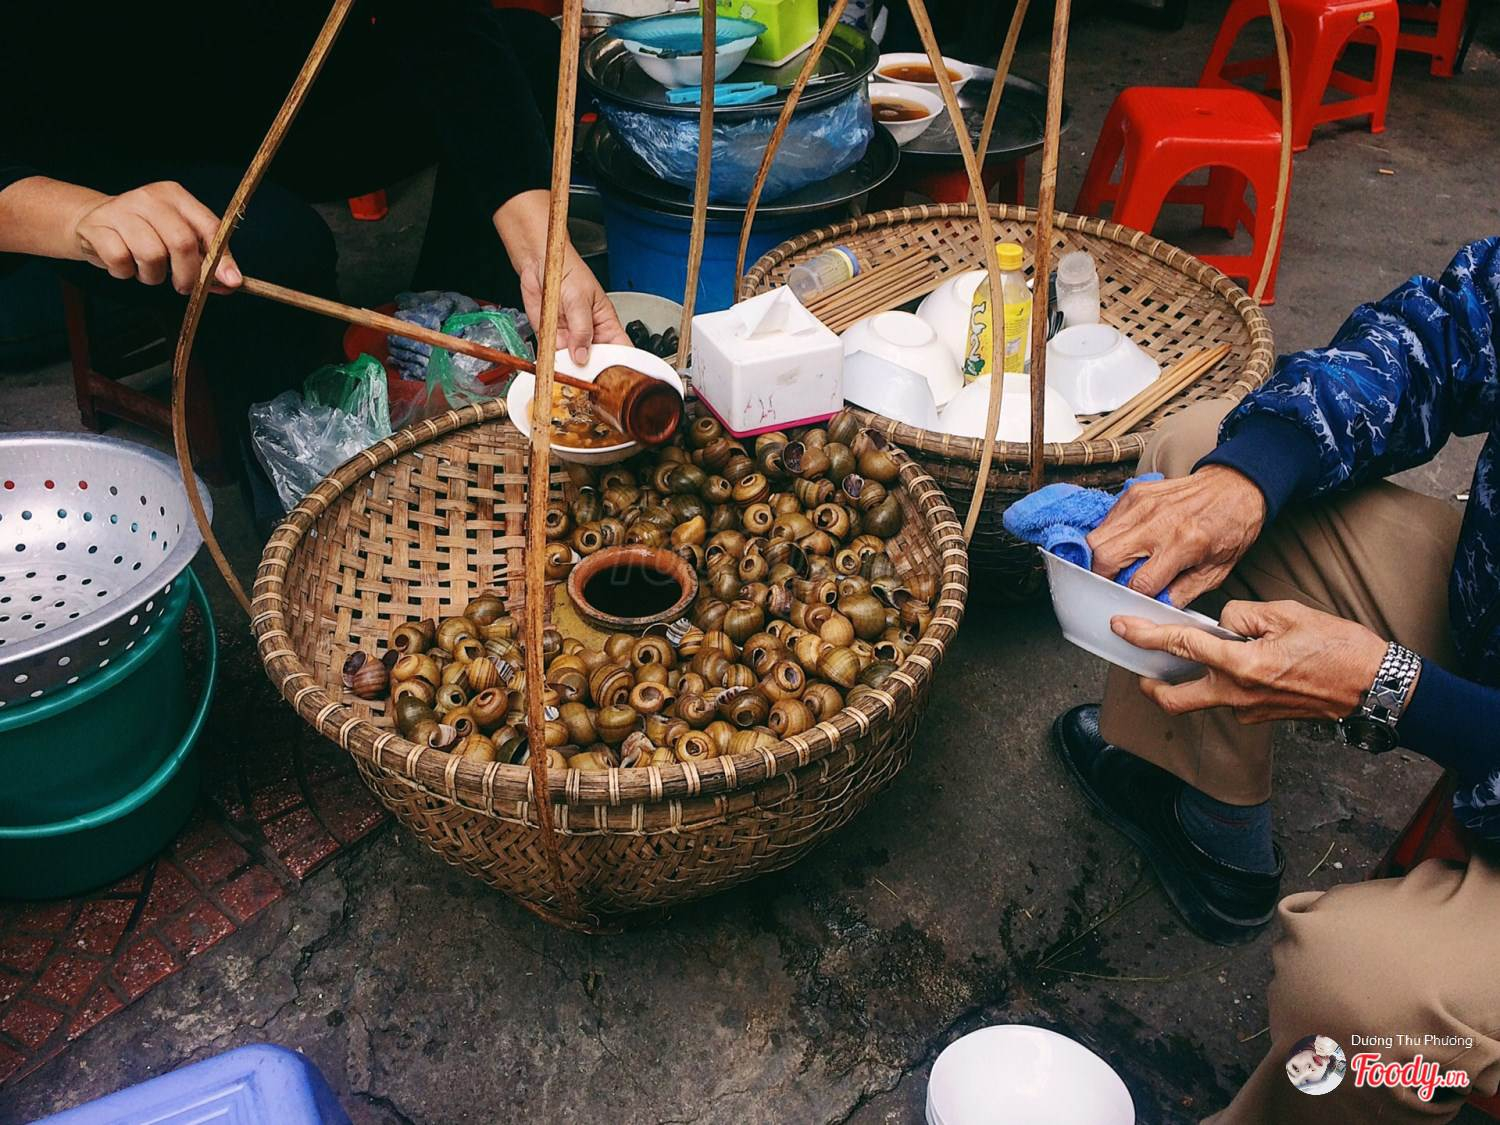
[{"xmin": 600, "ymin": 195, "xmax": 848, "ymax": 313}]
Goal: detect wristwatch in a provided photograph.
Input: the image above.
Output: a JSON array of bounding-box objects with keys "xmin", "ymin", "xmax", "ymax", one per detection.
[{"xmin": 1340, "ymin": 642, "xmax": 1422, "ymax": 754}]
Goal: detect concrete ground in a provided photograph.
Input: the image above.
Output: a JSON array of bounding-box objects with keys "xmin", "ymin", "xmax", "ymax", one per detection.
[{"xmin": 3, "ymin": 4, "xmax": 1499, "ymax": 1122}]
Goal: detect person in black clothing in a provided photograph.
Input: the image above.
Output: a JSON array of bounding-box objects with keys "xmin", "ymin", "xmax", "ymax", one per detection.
[{"xmin": 0, "ymin": 1, "xmax": 624, "ymax": 454}]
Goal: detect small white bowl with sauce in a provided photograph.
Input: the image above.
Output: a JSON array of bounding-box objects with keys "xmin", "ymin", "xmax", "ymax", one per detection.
[
  {"xmin": 875, "ymin": 52, "xmax": 974, "ymax": 97},
  {"xmin": 868, "ymin": 81, "xmax": 943, "ymax": 146}
]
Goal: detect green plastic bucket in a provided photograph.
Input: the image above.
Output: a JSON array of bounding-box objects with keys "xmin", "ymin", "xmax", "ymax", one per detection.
[{"xmin": 0, "ymin": 570, "xmax": 216, "ymax": 898}]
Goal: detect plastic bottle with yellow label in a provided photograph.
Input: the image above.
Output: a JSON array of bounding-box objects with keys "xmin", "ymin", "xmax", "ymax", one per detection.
[{"xmin": 962, "ymin": 242, "xmax": 1032, "ymax": 381}]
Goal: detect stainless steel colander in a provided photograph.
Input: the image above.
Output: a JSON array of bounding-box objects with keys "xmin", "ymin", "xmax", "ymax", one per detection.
[{"xmin": 0, "ymin": 433, "xmax": 209, "ymax": 708}]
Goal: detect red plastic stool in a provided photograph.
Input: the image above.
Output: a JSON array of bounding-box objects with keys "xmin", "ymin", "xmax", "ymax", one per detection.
[
  {"xmin": 1074, "ymin": 87, "xmax": 1289, "ymax": 303},
  {"xmin": 346, "ymin": 190, "xmax": 389, "ymax": 222},
  {"xmin": 1395, "ymin": 0, "xmax": 1469, "ymax": 76},
  {"xmin": 1200, "ymin": 0, "xmax": 1399, "ymax": 151},
  {"xmin": 1374, "ymin": 772, "xmax": 1500, "ymax": 1118}
]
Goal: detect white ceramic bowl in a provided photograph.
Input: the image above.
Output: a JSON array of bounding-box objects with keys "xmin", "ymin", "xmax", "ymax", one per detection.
[
  {"xmin": 842, "ymin": 351, "xmax": 942, "ymax": 429},
  {"xmin": 507, "ymin": 343, "xmax": 684, "ymax": 465},
  {"xmin": 623, "ymin": 35, "xmax": 757, "ymax": 88},
  {"xmin": 916, "ymin": 269, "xmax": 985, "ymax": 369},
  {"xmin": 875, "ymin": 51, "xmax": 974, "ymax": 96},
  {"xmin": 1042, "ymin": 552, "xmax": 1244, "ymax": 683},
  {"xmin": 927, "ymin": 1026, "xmax": 1135, "ymax": 1125},
  {"xmin": 842, "ymin": 311, "xmax": 963, "ymax": 408},
  {"xmin": 936, "ymin": 375, "xmax": 1082, "ymax": 444},
  {"xmin": 868, "ymin": 81, "xmax": 944, "ymax": 146},
  {"xmin": 1045, "ymin": 324, "xmax": 1160, "ymax": 414}
]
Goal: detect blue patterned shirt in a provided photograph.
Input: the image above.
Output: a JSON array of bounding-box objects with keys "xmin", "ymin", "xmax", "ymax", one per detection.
[{"xmin": 1200, "ymin": 238, "xmax": 1500, "ymax": 840}]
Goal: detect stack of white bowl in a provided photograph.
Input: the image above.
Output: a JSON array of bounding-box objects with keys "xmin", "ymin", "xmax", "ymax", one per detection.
[{"xmin": 838, "ymin": 269, "xmax": 1162, "ymax": 441}]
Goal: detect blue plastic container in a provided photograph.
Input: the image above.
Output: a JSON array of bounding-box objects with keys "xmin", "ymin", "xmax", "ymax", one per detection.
[
  {"xmin": 601, "ymin": 195, "xmax": 847, "ymax": 313},
  {"xmin": 33, "ymin": 1044, "xmax": 350, "ymax": 1125}
]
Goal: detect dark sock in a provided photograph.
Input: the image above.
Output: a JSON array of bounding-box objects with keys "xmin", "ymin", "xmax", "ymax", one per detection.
[{"xmin": 1176, "ymin": 786, "xmax": 1276, "ymax": 873}]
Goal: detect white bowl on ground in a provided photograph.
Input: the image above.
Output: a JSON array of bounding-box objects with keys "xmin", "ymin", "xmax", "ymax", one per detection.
[
  {"xmin": 1045, "ymin": 324, "xmax": 1160, "ymax": 414},
  {"xmin": 875, "ymin": 51, "xmax": 974, "ymax": 96},
  {"xmin": 916, "ymin": 269, "xmax": 986, "ymax": 369},
  {"xmin": 936, "ymin": 375, "xmax": 1082, "ymax": 444},
  {"xmin": 621, "ymin": 34, "xmax": 758, "ymax": 88},
  {"xmin": 507, "ymin": 343, "xmax": 684, "ymax": 465},
  {"xmin": 842, "ymin": 351, "xmax": 942, "ymax": 429},
  {"xmin": 842, "ymin": 310, "xmax": 963, "ymax": 408},
  {"xmin": 1042, "ymin": 552, "xmax": 1244, "ymax": 683},
  {"xmin": 926, "ymin": 1025, "xmax": 1135, "ymax": 1125},
  {"xmin": 868, "ymin": 81, "xmax": 944, "ymax": 146}
]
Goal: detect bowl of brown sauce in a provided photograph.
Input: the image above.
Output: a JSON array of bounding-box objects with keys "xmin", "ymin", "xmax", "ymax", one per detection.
[
  {"xmin": 874, "ymin": 52, "xmax": 973, "ymax": 97},
  {"xmin": 868, "ymin": 81, "xmax": 943, "ymax": 145}
]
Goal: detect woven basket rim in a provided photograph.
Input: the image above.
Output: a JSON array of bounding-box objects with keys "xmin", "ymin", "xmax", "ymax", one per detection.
[
  {"xmin": 741, "ymin": 201, "xmax": 1276, "ymax": 467},
  {"xmin": 251, "ymin": 399, "xmax": 970, "ymax": 812}
]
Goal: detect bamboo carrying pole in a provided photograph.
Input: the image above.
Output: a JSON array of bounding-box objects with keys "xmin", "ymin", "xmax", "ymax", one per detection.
[
  {"xmin": 733, "ymin": 0, "xmax": 849, "ymax": 290},
  {"xmin": 675, "ymin": 4, "xmax": 717, "ymax": 364},
  {"xmin": 169, "ymin": 0, "xmax": 357, "ymax": 617},
  {"xmin": 902, "ymin": 0, "xmax": 1009, "ymax": 545},
  {"xmin": 1255, "ymin": 0, "xmax": 1292, "ymax": 304},
  {"xmin": 975, "ymin": 0, "xmax": 1032, "ymax": 174},
  {"xmin": 1023, "ymin": 0, "xmax": 1071, "ymax": 494}
]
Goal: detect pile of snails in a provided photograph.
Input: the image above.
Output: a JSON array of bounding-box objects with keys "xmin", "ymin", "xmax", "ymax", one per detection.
[{"xmin": 340, "ymin": 409, "xmax": 938, "ymax": 771}]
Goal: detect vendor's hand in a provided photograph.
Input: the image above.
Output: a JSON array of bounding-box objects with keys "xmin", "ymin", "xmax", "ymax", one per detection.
[
  {"xmin": 495, "ymin": 191, "xmax": 627, "ymax": 365},
  {"xmin": 1113, "ymin": 600, "xmax": 1392, "ymax": 724},
  {"xmin": 71, "ymin": 182, "xmax": 240, "ymax": 294},
  {"xmin": 1087, "ymin": 465, "xmax": 1266, "ymax": 606}
]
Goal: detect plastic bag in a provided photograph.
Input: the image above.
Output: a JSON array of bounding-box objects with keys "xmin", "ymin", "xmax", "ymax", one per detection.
[
  {"xmin": 386, "ymin": 290, "xmax": 480, "ymax": 379},
  {"xmin": 390, "ymin": 308, "xmax": 533, "ymax": 430},
  {"xmin": 249, "ymin": 355, "xmax": 392, "ymax": 511},
  {"xmin": 597, "ymin": 87, "xmax": 874, "ymax": 203}
]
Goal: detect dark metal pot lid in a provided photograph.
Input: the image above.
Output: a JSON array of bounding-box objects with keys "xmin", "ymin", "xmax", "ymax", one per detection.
[
  {"xmin": 582, "ymin": 21, "xmax": 878, "ymax": 120},
  {"xmin": 898, "ymin": 71, "xmax": 1072, "ymax": 164},
  {"xmin": 586, "ymin": 122, "xmax": 900, "ymax": 219}
]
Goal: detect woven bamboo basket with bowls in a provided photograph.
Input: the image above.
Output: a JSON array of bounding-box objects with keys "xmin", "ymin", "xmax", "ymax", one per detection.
[
  {"xmin": 248, "ymin": 400, "xmax": 967, "ymax": 923},
  {"xmin": 741, "ymin": 203, "xmax": 1277, "ymax": 595}
]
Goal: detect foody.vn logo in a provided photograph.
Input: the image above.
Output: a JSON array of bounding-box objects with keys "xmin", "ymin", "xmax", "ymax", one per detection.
[{"xmin": 1348, "ymin": 1051, "xmax": 1472, "ymax": 1101}]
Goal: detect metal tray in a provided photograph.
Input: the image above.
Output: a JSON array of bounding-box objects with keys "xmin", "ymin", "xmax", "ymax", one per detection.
[
  {"xmin": 582, "ymin": 21, "xmax": 878, "ymax": 119},
  {"xmin": 899, "ymin": 71, "xmax": 1071, "ymax": 164},
  {"xmin": 586, "ymin": 121, "xmax": 899, "ymax": 218}
]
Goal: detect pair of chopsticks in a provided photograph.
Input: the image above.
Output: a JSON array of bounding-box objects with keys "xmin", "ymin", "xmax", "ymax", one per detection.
[
  {"xmin": 1076, "ymin": 343, "xmax": 1231, "ymax": 443},
  {"xmin": 238, "ymin": 276, "xmax": 600, "ymax": 396}
]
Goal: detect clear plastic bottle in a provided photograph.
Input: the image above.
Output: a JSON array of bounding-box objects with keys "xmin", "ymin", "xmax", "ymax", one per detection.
[
  {"xmin": 963, "ymin": 242, "xmax": 1032, "ymax": 380},
  {"xmin": 1055, "ymin": 249, "xmax": 1101, "ymax": 328},
  {"xmin": 786, "ymin": 246, "xmax": 860, "ymax": 301}
]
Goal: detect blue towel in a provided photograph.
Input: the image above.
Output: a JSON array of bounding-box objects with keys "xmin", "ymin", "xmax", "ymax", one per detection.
[{"xmin": 1003, "ymin": 474, "xmax": 1173, "ymax": 604}]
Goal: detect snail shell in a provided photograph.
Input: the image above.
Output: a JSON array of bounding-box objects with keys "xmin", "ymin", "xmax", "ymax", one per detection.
[
  {"xmin": 742, "ymin": 632, "xmax": 784, "ymax": 677},
  {"xmin": 674, "ymin": 730, "xmax": 715, "ymax": 764},
  {"xmin": 435, "ymin": 682, "xmax": 468, "ymax": 712},
  {"xmin": 466, "ymin": 657, "xmax": 502, "ymax": 693},
  {"xmin": 594, "ymin": 704, "xmax": 639, "ymax": 744},
  {"xmin": 619, "ymin": 731, "xmax": 656, "ymax": 768},
  {"xmin": 802, "ymin": 682, "xmax": 844, "ymax": 720},
  {"xmin": 760, "ymin": 659, "xmax": 807, "ymax": 701},
  {"xmin": 480, "ymin": 616, "xmax": 519, "ymax": 642},
  {"xmin": 470, "ymin": 688, "xmax": 509, "ymax": 731},
  {"xmin": 342, "ymin": 651, "xmax": 390, "ymax": 699},
  {"xmin": 671, "ymin": 514, "xmax": 707, "ymax": 547},
  {"xmin": 451, "ymin": 635, "xmax": 486, "ymax": 665},
  {"xmin": 572, "ymin": 522, "xmax": 605, "ymax": 555},
  {"xmin": 543, "ymin": 541, "xmax": 575, "ymax": 580},
  {"xmin": 769, "ymin": 698, "xmax": 814, "ymax": 738},
  {"xmin": 861, "ymin": 494, "xmax": 904, "ymax": 538},
  {"xmin": 720, "ymin": 600, "xmax": 765, "ymax": 645},
  {"xmin": 704, "ymin": 475, "xmax": 733, "ymax": 504},
  {"xmin": 704, "ymin": 720, "xmax": 735, "ymax": 754},
  {"xmin": 588, "ymin": 663, "xmax": 633, "ymax": 709},
  {"xmin": 817, "ymin": 646, "xmax": 861, "ymax": 690},
  {"xmin": 675, "ymin": 692, "xmax": 717, "ymax": 728},
  {"xmin": 629, "ymin": 681, "xmax": 672, "ymax": 715},
  {"xmin": 395, "ymin": 696, "xmax": 437, "ymax": 738},
  {"xmin": 839, "ymin": 594, "xmax": 888, "ymax": 642},
  {"xmin": 389, "ymin": 620, "xmax": 435, "ymax": 654},
  {"xmin": 732, "ymin": 473, "xmax": 771, "ymax": 506},
  {"xmin": 559, "ymin": 701, "xmax": 598, "ymax": 746},
  {"xmin": 392, "ymin": 653, "xmax": 442, "ymax": 688},
  {"xmin": 457, "ymin": 734, "xmax": 497, "ymax": 764},
  {"xmin": 741, "ymin": 502, "xmax": 774, "ymax": 535},
  {"xmin": 435, "ymin": 616, "xmax": 479, "ymax": 654},
  {"xmin": 688, "ymin": 415, "xmax": 723, "ymax": 449},
  {"xmin": 393, "ymin": 678, "xmax": 435, "ymax": 707}
]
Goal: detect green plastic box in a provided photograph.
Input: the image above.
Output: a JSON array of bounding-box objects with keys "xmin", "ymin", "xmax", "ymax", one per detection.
[{"xmin": 709, "ymin": 0, "xmax": 818, "ymax": 67}]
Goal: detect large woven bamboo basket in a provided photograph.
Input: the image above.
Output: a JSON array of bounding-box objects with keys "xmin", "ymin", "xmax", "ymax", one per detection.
[
  {"xmin": 250, "ymin": 400, "xmax": 968, "ymax": 925},
  {"xmin": 742, "ymin": 203, "xmax": 1275, "ymax": 596}
]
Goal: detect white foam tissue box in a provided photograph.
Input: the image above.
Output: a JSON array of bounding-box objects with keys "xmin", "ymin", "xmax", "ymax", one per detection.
[{"xmin": 691, "ymin": 288, "xmax": 844, "ymax": 438}]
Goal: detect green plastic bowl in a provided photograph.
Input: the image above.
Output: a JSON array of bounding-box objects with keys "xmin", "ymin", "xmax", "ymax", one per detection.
[{"xmin": 0, "ymin": 571, "xmax": 216, "ymax": 899}]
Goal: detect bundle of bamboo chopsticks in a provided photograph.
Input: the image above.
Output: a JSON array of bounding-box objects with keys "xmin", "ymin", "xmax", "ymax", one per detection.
[{"xmin": 1077, "ymin": 343, "xmax": 1231, "ymax": 442}]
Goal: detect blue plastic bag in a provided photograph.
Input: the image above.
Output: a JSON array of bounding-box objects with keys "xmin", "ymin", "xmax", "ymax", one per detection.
[{"xmin": 598, "ymin": 87, "xmax": 874, "ymax": 203}]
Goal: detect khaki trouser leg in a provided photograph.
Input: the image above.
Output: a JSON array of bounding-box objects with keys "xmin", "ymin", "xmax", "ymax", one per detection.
[
  {"xmin": 1097, "ymin": 399, "xmax": 1463, "ymax": 805},
  {"xmin": 1207, "ymin": 853, "xmax": 1500, "ymax": 1124}
]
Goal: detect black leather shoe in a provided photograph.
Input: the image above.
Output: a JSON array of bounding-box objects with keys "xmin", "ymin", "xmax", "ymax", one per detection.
[{"xmin": 1052, "ymin": 705, "xmax": 1284, "ymax": 946}]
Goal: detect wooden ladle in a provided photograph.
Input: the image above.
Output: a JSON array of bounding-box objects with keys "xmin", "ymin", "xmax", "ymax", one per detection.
[{"xmin": 236, "ymin": 276, "xmax": 683, "ymax": 445}]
